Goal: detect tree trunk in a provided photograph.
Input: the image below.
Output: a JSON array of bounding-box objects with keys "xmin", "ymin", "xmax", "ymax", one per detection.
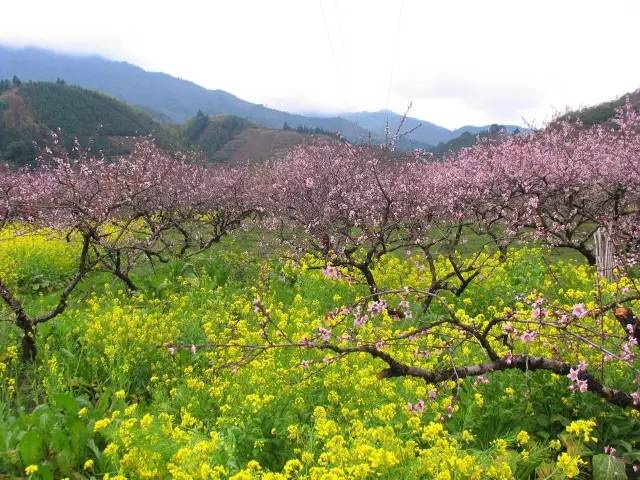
[
  {"xmin": 21, "ymin": 326, "xmax": 36, "ymax": 362},
  {"xmin": 356, "ymin": 264, "xmax": 378, "ymax": 297},
  {"xmin": 575, "ymin": 244, "xmax": 596, "ymax": 265},
  {"xmin": 113, "ymin": 269, "xmax": 138, "ymax": 291}
]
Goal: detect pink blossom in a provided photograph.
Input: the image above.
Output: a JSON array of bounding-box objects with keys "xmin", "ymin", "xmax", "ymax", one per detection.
[
  {"xmin": 572, "ymin": 304, "xmax": 588, "ymax": 318},
  {"xmin": 577, "ymin": 379, "xmax": 588, "ymax": 393},
  {"xmin": 323, "ymin": 265, "xmax": 341, "ymax": 280},
  {"xmin": 503, "ymin": 351, "xmax": 514, "ymax": 365},
  {"xmin": 368, "ymin": 300, "xmax": 387, "ymax": 316},
  {"xmin": 407, "ymin": 399, "xmax": 425, "ymax": 414},
  {"xmin": 317, "ymin": 327, "xmax": 332, "ymax": 341},
  {"xmin": 353, "ymin": 314, "xmax": 368, "ymax": 328},
  {"xmin": 414, "ymin": 348, "xmax": 430, "ymax": 359},
  {"xmin": 567, "ymin": 368, "xmax": 580, "ymax": 382},
  {"xmin": 531, "ymin": 308, "xmax": 547, "ymax": 320},
  {"xmin": 502, "ymin": 322, "xmax": 515, "ymax": 334}
]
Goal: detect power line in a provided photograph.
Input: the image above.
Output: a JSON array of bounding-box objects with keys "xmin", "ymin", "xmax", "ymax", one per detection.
[
  {"xmin": 385, "ymin": 0, "xmax": 405, "ymax": 112},
  {"xmin": 333, "ymin": 0, "xmax": 351, "ymax": 111},
  {"xmin": 319, "ymin": 0, "xmax": 349, "ymax": 113}
]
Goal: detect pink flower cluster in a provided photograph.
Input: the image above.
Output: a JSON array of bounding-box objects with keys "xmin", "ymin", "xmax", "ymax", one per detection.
[{"xmin": 567, "ymin": 361, "xmax": 589, "ymax": 393}]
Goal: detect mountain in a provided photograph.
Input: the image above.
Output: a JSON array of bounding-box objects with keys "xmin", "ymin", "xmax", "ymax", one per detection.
[
  {"xmin": 0, "ymin": 45, "xmax": 529, "ymax": 152},
  {"xmin": 0, "ymin": 80, "xmax": 181, "ymax": 166},
  {"xmin": 183, "ymin": 111, "xmax": 343, "ymax": 163},
  {"xmin": 0, "ymin": 45, "xmax": 371, "ymax": 142},
  {"xmin": 210, "ymin": 126, "xmax": 335, "ymax": 164},
  {"xmin": 183, "ymin": 112, "xmax": 252, "ymax": 160},
  {"xmin": 0, "ymin": 79, "xmax": 335, "ymax": 166},
  {"xmin": 339, "ymin": 109, "xmax": 522, "ymax": 147},
  {"xmin": 430, "ymin": 124, "xmax": 516, "ymax": 156},
  {"xmin": 556, "ymin": 88, "xmax": 640, "ymax": 126},
  {"xmin": 450, "ymin": 124, "xmax": 521, "ymax": 137},
  {"xmin": 340, "ymin": 110, "xmax": 450, "ymax": 146}
]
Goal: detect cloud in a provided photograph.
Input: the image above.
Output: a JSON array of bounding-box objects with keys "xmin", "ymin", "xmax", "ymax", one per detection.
[{"xmin": 1, "ymin": 0, "xmax": 639, "ymax": 129}]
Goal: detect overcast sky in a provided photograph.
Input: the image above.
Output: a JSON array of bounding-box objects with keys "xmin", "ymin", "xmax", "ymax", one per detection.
[{"xmin": 2, "ymin": 0, "xmax": 639, "ymax": 129}]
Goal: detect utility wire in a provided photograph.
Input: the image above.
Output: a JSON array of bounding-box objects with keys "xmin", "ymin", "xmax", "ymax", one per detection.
[
  {"xmin": 385, "ymin": 0, "xmax": 405, "ymax": 113},
  {"xmin": 319, "ymin": 0, "xmax": 349, "ymax": 114}
]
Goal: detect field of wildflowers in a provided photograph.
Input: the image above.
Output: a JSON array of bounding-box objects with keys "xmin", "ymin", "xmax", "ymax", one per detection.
[
  {"xmin": 1, "ymin": 105, "xmax": 639, "ymax": 479},
  {"xmin": 1, "ymin": 230, "xmax": 639, "ymax": 480}
]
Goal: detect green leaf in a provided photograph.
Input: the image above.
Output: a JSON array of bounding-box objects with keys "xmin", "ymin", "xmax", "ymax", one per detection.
[
  {"xmin": 614, "ymin": 439, "xmax": 633, "ymax": 453},
  {"xmin": 50, "ymin": 428, "xmax": 70, "ymax": 452},
  {"xmin": 53, "ymin": 393, "xmax": 79, "ymax": 415},
  {"xmin": 68, "ymin": 419, "xmax": 88, "ymax": 460},
  {"xmin": 86, "ymin": 439, "xmax": 101, "ymax": 462},
  {"xmin": 37, "ymin": 464, "xmax": 55, "ymax": 480},
  {"xmin": 56, "ymin": 448, "xmax": 75, "ymax": 474},
  {"xmin": 592, "ymin": 454, "xmax": 627, "ymax": 480},
  {"xmin": 18, "ymin": 430, "xmax": 43, "ymax": 465}
]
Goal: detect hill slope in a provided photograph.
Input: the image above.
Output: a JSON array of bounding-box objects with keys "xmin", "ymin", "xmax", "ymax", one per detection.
[
  {"xmin": 182, "ymin": 111, "xmax": 339, "ymax": 163},
  {"xmin": 430, "ymin": 124, "xmax": 518, "ymax": 156},
  {"xmin": 211, "ymin": 127, "xmax": 328, "ymax": 163},
  {"xmin": 0, "ymin": 46, "xmax": 371, "ymax": 142},
  {"xmin": 557, "ymin": 89, "xmax": 640, "ymax": 126},
  {"xmin": 0, "ymin": 81, "xmax": 336, "ymax": 166},
  {"xmin": 0, "ymin": 81, "xmax": 179, "ymax": 166}
]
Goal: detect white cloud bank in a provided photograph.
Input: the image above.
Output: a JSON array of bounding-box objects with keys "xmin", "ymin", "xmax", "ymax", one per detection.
[{"xmin": 2, "ymin": 0, "xmax": 639, "ymax": 128}]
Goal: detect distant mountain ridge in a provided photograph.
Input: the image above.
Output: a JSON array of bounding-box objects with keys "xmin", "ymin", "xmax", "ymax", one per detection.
[
  {"xmin": 0, "ymin": 80, "xmax": 339, "ymax": 166},
  {"xmin": 0, "ymin": 45, "xmax": 524, "ymax": 148},
  {"xmin": 555, "ymin": 88, "xmax": 640, "ymax": 126},
  {"xmin": 0, "ymin": 81, "xmax": 180, "ymax": 166},
  {"xmin": 0, "ymin": 45, "xmax": 372, "ymax": 142},
  {"xmin": 338, "ymin": 109, "xmax": 522, "ymax": 146}
]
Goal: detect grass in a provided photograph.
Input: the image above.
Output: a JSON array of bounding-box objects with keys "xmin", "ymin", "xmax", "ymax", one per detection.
[{"xmin": 0, "ymin": 229, "xmax": 637, "ymax": 479}]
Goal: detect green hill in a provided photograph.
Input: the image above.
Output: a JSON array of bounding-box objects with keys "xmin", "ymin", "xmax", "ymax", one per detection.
[
  {"xmin": 0, "ymin": 81, "xmax": 333, "ymax": 167},
  {"xmin": 430, "ymin": 124, "xmax": 517, "ymax": 156},
  {"xmin": 182, "ymin": 111, "xmax": 337, "ymax": 163},
  {"xmin": 183, "ymin": 111, "xmax": 251, "ymax": 160},
  {"xmin": 556, "ymin": 89, "xmax": 640, "ymax": 126},
  {"xmin": 0, "ymin": 46, "xmax": 371, "ymax": 142},
  {"xmin": 0, "ymin": 81, "xmax": 180, "ymax": 166}
]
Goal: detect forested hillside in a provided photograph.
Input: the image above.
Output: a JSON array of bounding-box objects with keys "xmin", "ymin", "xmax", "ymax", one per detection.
[
  {"xmin": 0, "ymin": 81, "xmax": 179, "ymax": 165},
  {"xmin": 0, "ymin": 46, "xmax": 371, "ymax": 141},
  {"xmin": 557, "ymin": 89, "xmax": 640, "ymax": 126},
  {"xmin": 0, "ymin": 81, "xmax": 334, "ymax": 166}
]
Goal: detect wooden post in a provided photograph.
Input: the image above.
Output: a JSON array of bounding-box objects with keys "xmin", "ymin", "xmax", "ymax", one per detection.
[{"xmin": 594, "ymin": 227, "xmax": 615, "ymax": 281}]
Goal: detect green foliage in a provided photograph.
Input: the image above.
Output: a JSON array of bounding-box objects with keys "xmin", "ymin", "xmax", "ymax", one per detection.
[
  {"xmin": 0, "ymin": 81, "xmax": 183, "ymax": 166},
  {"xmin": 556, "ymin": 90, "xmax": 639, "ymax": 127},
  {"xmin": 0, "ymin": 79, "xmax": 11, "ymax": 94},
  {"xmin": 431, "ymin": 124, "xmax": 509, "ymax": 156},
  {"xmin": 0, "ymin": 233, "xmax": 639, "ymax": 478},
  {"xmin": 183, "ymin": 112, "xmax": 251, "ymax": 159},
  {"xmin": 282, "ymin": 122, "xmax": 337, "ymax": 138},
  {"xmin": 20, "ymin": 82, "xmax": 176, "ymax": 149}
]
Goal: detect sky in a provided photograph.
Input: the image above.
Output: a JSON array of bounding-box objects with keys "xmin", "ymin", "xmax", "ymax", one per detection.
[{"xmin": 2, "ymin": 0, "xmax": 640, "ymax": 129}]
